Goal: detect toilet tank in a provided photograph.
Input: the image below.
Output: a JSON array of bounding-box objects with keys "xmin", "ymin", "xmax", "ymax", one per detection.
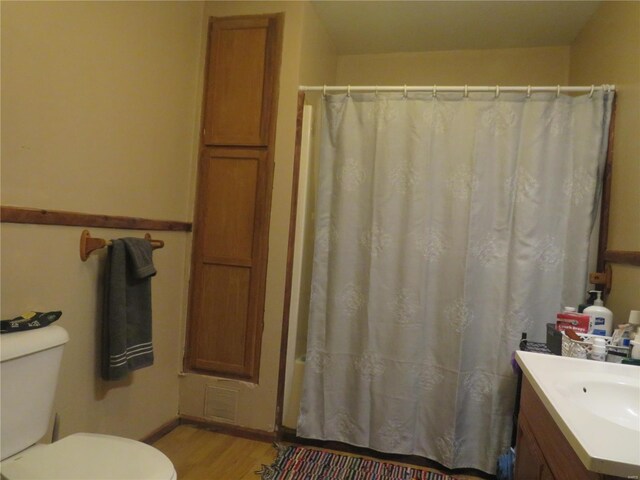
[{"xmin": 0, "ymin": 325, "xmax": 69, "ymax": 460}]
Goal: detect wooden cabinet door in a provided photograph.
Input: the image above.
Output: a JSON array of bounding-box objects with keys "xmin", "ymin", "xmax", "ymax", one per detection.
[
  {"xmin": 203, "ymin": 16, "xmax": 280, "ymax": 147},
  {"xmin": 186, "ymin": 14, "xmax": 282, "ymax": 381},
  {"xmin": 515, "ymin": 415, "xmax": 551, "ymax": 480},
  {"xmin": 187, "ymin": 148, "xmax": 271, "ymax": 377}
]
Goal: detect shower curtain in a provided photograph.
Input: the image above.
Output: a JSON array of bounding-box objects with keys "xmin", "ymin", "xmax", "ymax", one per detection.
[{"xmin": 297, "ymin": 90, "xmax": 613, "ymax": 473}]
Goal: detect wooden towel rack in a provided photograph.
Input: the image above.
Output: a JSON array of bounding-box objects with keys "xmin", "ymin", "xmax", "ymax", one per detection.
[{"xmin": 80, "ymin": 229, "xmax": 164, "ymax": 261}]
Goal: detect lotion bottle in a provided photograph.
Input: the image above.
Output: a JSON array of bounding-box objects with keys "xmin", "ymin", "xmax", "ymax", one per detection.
[{"xmin": 584, "ymin": 291, "xmax": 613, "ymax": 336}]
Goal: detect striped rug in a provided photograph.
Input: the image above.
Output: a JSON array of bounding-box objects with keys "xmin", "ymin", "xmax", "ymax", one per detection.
[{"xmin": 259, "ymin": 444, "xmax": 456, "ymax": 479}]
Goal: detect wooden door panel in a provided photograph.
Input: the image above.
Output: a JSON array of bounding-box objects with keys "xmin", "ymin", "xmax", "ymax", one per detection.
[
  {"xmin": 205, "ymin": 17, "xmax": 273, "ymax": 146},
  {"xmin": 199, "ymin": 151, "xmax": 260, "ymax": 262},
  {"xmin": 192, "ymin": 264, "xmax": 251, "ymax": 372}
]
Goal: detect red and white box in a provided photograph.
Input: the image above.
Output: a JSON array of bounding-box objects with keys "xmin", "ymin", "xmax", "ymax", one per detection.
[{"xmin": 556, "ymin": 312, "xmax": 590, "ymax": 334}]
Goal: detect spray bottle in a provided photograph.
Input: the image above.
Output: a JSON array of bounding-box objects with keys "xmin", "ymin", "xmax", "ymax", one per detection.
[{"xmin": 584, "ymin": 291, "xmax": 613, "ymax": 336}]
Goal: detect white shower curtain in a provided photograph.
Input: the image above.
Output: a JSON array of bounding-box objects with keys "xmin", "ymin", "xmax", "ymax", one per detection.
[{"xmin": 297, "ymin": 91, "xmax": 613, "ymax": 473}]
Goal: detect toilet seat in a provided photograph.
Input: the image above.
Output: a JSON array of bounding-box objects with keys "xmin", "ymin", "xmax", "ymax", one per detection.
[{"xmin": 0, "ymin": 433, "xmax": 176, "ymax": 480}]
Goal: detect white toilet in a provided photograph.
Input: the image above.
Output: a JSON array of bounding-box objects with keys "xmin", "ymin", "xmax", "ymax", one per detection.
[{"xmin": 0, "ymin": 325, "xmax": 177, "ymax": 480}]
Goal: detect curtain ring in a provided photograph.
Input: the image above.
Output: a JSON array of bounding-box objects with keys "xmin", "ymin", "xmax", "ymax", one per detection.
[
  {"xmin": 375, "ymin": 85, "xmax": 378, "ymax": 97},
  {"xmin": 526, "ymin": 85, "xmax": 532, "ymax": 98},
  {"xmin": 403, "ymin": 84, "xmax": 408, "ymax": 99},
  {"xmin": 464, "ymin": 84, "xmax": 469, "ymax": 98},
  {"xmin": 347, "ymin": 85, "xmax": 351, "ymax": 97},
  {"xmin": 589, "ymin": 85, "xmax": 595, "ymax": 98},
  {"xmin": 495, "ymin": 85, "xmax": 500, "ymax": 98},
  {"xmin": 556, "ymin": 85, "xmax": 561, "ymax": 98},
  {"xmin": 322, "ymin": 84, "xmax": 326, "ymax": 98},
  {"xmin": 432, "ymin": 85, "xmax": 437, "ymax": 98}
]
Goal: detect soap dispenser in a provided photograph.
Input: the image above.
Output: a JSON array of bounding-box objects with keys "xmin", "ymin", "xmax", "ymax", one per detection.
[
  {"xmin": 578, "ymin": 290, "xmax": 599, "ymax": 313},
  {"xmin": 584, "ymin": 291, "xmax": 613, "ymax": 336}
]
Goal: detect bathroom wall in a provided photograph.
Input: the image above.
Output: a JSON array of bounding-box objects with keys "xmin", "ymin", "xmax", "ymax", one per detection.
[
  {"xmin": 336, "ymin": 46, "xmax": 570, "ymax": 85},
  {"xmin": 1, "ymin": 1, "xmax": 204, "ymax": 440},
  {"xmin": 177, "ymin": 1, "xmax": 337, "ymax": 432},
  {"xmin": 569, "ymin": 1, "xmax": 640, "ymax": 323}
]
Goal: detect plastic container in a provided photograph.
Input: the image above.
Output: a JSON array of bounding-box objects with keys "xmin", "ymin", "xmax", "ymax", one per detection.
[
  {"xmin": 589, "ymin": 337, "xmax": 607, "ymax": 361},
  {"xmin": 584, "ymin": 291, "xmax": 613, "ymax": 336}
]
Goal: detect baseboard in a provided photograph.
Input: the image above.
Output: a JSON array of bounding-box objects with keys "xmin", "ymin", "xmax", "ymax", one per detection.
[
  {"xmin": 178, "ymin": 414, "xmax": 277, "ymax": 443},
  {"xmin": 140, "ymin": 417, "xmax": 181, "ymax": 445}
]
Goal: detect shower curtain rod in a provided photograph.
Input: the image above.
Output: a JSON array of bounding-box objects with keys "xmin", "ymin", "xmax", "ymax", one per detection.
[{"xmin": 299, "ymin": 84, "xmax": 615, "ymax": 95}]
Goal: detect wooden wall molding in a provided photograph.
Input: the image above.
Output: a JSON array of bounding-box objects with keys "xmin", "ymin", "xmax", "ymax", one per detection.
[
  {"xmin": 179, "ymin": 414, "xmax": 277, "ymax": 443},
  {"xmin": 604, "ymin": 250, "xmax": 640, "ymax": 267},
  {"xmin": 1, "ymin": 205, "xmax": 192, "ymax": 232},
  {"xmin": 275, "ymin": 91, "xmax": 305, "ymax": 434},
  {"xmin": 140, "ymin": 417, "xmax": 181, "ymax": 445},
  {"xmin": 597, "ymin": 96, "xmax": 616, "ymax": 272}
]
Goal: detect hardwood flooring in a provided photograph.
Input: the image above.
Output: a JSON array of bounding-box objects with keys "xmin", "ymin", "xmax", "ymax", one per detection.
[
  {"xmin": 153, "ymin": 425, "xmax": 274, "ymax": 480},
  {"xmin": 153, "ymin": 425, "xmax": 487, "ymax": 479}
]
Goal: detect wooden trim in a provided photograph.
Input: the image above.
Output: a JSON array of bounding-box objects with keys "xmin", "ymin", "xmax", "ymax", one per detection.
[
  {"xmin": 178, "ymin": 414, "xmax": 276, "ymax": 443},
  {"xmin": 596, "ymin": 95, "xmax": 616, "ymax": 273},
  {"xmin": 1, "ymin": 206, "xmax": 192, "ymax": 232},
  {"xmin": 140, "ymin": 417, "xmax": 181, "ymax": 445},
  {"xmin": 604, "ymin": 250, "xmax": 640, "ymax": 266},
  {"xmin": 275, "ymin": 91, "xmax": 306, "ymax": 435}
]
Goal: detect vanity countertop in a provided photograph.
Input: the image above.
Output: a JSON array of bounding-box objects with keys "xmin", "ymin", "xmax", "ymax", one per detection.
[{"xmin": 516, "ymin": 351, "xmax": 640, "ymax": 477}]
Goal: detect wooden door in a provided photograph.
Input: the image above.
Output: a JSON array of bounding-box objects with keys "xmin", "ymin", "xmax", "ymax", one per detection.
[
  {"xmin": 515, "ymin": 415, "xmax": 550, "ymax": 480},
  {"xmin": 186, "ymin": 15, "xmax": 283, "ymax": 381}
]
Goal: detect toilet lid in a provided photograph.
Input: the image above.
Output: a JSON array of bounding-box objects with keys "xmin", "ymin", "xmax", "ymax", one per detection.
[{"xmin": 0, "ymin": 433, "xmax": 176, "ymax": 480}]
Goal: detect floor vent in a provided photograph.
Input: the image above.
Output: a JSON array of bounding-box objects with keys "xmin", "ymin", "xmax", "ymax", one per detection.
[{"xmin": 204, "ymin": 386, "xmax": 238, "ymax": 423}]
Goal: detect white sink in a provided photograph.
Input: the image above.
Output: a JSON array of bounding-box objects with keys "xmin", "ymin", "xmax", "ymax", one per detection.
[
  {"xmin": 516, "ymin": 351, "xmax": 640, "ymax": 477},
  {"xmin": 555, "ymin": 372, "xmax": 640, "ymax": 431}
]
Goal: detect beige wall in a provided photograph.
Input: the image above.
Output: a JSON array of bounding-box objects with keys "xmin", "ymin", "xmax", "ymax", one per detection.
[
  {"xmin": 1, "ymin": 1, "xmax": 203, "ymax": 440},
  {"xmin": 336, "ymin": 46, "xmax": 570, "ymax": 85},
  {"xmin": 178, "ymin": 1, "xmax": 337, "ymax": 432},
  {"xmin": 2, "ymin": 0, "xmax": 634, "ymax": 443},
  {"xmin": 570, "ymin": 1, "xmax": 640, "ymax": 322}
]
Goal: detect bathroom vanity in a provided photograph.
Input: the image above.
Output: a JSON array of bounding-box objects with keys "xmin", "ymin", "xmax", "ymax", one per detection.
[{"xmin": 515, "ymin": 352, "xmax": 639, "ymax": 479}]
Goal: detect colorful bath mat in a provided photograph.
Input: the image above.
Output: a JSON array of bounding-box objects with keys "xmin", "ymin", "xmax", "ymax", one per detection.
[{"xmin": 259, "ymin": 444, "xmax": 456, "ymax": 479}]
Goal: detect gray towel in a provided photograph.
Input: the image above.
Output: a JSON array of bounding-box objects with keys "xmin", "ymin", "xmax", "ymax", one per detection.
[{"xmin": 102, "ymin": 238, "xmax": 155, "ymax": 380}]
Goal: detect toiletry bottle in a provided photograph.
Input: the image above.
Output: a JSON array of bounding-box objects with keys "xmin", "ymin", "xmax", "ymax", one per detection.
[
  {"xmin": 590, "ymin": 337, "xmax": 607, "ymax": 362},
  {"xmin": 578, "ymin": 290, "xmax": 599, "ymax": 313},
  {"xmin": 628, "ymin": 310, "xmax": 640, "ymax": 340},
  {"xmin": 630, "ymin": 340, "xmax": 640, "ymax": 360},
  {"xmin": 584, "ymin": 291, "xmax": 613, "ymax": 336}
]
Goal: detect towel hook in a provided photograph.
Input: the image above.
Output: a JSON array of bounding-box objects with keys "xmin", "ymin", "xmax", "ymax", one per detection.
[
  {"xmin": 403, "ymin": 84, "xmax": 408, "ymax": 99},
  {"xmin": 322, "ymin": 84, "xmax": 327, "ymax": 98},
  {"xmin": 526, "ymin": 85, "xmax": 532, "ymax": 98},
  {"xmin": 432, "ymin": 85, "xmax": 437, "ymax": 98},
  {"xmin": 347, "ymin": 85, "xmax": 351, "ymax": 97},
  {"xmin": 589, "ymin": 85, "xmax": 595, "ymax": 98},
  {"xmin": 375, "ymin": 85, "xmax": 379, "ymax": 97},
  {"xmin": 556, "ymin": 85, "xmax": 561, "ymax": 98}
]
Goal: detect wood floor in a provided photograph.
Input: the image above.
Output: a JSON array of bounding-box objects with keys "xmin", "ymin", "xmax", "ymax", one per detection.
[
  {"xmin": 153, "ymin": 425, "xmax": 275, "ymax": 480},
  {"xmin": 153, "ymin": 425, "xmax": 487, "ymax": 479}
]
